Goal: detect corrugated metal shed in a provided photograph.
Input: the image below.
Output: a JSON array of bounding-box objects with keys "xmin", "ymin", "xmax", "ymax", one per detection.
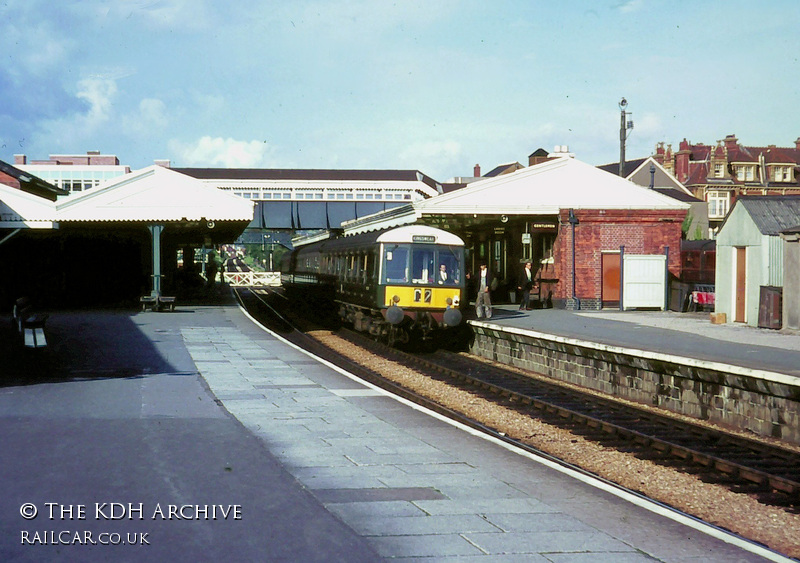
[{"xmin": 736, "ymin": 196, "xmax": 800, "ymax": 236}]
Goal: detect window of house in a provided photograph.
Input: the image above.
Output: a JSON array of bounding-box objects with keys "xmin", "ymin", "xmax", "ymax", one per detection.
[
  {"xmin": 713, "ymin": 163, "xmax": 724, "ymax": 178},
  {"xmin": 707, "ymin": 190, "xmax": 730, "ymax": 218},
  {"xmin": 734, "ymin": 165, "xmax": 755, "ymax": 181},
  {"xmin": 773, "ymin": 166, "xmax": 791, "ymax": 182}
]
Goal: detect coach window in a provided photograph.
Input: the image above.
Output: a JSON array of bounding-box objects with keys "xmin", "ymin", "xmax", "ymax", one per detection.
[
  {"xmin": 365, "ymin": 251, "xmax": 376, "ymax": 282},
  {"xmin": 384, "ymin": 245, "xmax": 409, "ymax": 283}
]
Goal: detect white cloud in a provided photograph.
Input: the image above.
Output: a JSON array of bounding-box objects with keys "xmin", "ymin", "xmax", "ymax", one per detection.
[
  {"xmin": 168, "ymin": 136, "xmax": 275, "ymax": 167},
  {"xmin": 122, "ymin": 98, "xmax": 169, "ymax": 137},
  {"xmin": 75, "ymin": 77, "xmax": 118, "ymax": 127}
]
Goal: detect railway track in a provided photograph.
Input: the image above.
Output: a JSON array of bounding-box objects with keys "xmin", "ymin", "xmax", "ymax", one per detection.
[{"xmin": 235, "ymin": 286, "xmax": 800, "ymax": 512}]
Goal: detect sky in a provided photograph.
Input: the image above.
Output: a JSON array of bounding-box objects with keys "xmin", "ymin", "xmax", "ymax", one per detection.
[{"xmin": 2, "ymin": 0, "xmax": 799, "ymax": 182}]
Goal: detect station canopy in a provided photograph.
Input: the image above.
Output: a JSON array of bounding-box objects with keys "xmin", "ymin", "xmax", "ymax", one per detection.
[
  {"xmin": 0, "ymin": 165, "xmax": 254, "ymax": 241},
  {"xmin": 343, "ymin": 157, "xmax": 689, "ymax": 234}
]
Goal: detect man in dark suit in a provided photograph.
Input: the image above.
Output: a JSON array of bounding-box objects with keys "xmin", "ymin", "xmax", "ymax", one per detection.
[
  {"xmin": 518, "ymin": 261, "xmax": 534, "ymax": 310},
  {"xmin": 436, "ymin": 264, "xmax": 451, "ymax": 284}
]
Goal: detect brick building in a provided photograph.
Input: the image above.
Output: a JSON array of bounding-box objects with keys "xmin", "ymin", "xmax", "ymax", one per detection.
[
  {"xmin": 653, "ymin": 135, "xmax": 800, "ymax": 235},
  {"xmin": 555, "ymin": 208, "xmax": 685, "ymax": 309}
]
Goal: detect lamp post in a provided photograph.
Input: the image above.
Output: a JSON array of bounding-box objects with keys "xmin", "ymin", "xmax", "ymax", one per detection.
[
  {"xmin": 568, "ymin": 209, "xmax": 580, "ymax": 310},
  {"xmin": 262, "ymin": 234, "xmax": 273, "ymax": 271},
  {"xmin": 619, "ymin": 98, "xmax": 634, "ymax": 177}
]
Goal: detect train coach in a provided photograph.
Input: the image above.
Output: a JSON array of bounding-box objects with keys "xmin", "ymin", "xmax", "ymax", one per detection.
[{"xmin": 281, "ymin": 225, "xmax": 465, "ymax": 347}]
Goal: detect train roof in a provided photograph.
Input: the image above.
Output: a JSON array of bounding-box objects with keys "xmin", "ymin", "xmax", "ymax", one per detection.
[
  {"xmin": 376, "ymin": 225, "xmax": 463, "ymax": 245},
  {"xmin": 294, "ymin": 225, "xmax": 463, "ymax": 254}
]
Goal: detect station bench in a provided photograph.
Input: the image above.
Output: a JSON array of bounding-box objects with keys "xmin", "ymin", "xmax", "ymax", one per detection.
[{"xmin": 140, "ymin": 295, "xmax": 176, "ymax": 312}]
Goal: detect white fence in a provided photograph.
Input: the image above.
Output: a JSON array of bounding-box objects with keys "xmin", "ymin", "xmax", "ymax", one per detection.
[
  {"xmin": 223, "ymin": 271, "xmax": 281, "ymax": 287},
  {"xmin": 622, "ymin": 255, "xmax": 667, "ymax": 310}
]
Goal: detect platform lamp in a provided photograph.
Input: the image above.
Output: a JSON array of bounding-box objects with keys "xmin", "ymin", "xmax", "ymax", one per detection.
[{"xmin": 568, "ymin": 208, "xmax": 580, "ymax": 310}]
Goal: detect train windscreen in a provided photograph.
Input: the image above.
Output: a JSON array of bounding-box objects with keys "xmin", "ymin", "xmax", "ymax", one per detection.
[{"xmin": 384, "ymin": 244, "xmax": 462, "ymax": 285}]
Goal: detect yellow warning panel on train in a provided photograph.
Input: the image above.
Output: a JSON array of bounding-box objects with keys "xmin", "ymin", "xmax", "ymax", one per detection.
[{"xmin": 384, "ymin": 286, "xmax": 461, "ymax": 309}]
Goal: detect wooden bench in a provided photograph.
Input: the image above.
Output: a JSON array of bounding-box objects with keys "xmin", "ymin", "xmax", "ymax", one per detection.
[
  {"xmin": 140, "ymin": 296, "xmax": 158, "ymax": 311},
  {"xmin": 140, "ymin": 295, "xmax": 176, "ymax": 312},
  {"xmin": 158, "ymin": 296, "xmax": 176, "ymax": 311}
]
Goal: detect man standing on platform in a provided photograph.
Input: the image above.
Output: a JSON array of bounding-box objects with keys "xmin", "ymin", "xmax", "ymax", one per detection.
[
  {"xmin": 475, "ymin": 264, "xmax": 492, "ymax": 318},
  {"xmin": 518, "ymin": 261, "xmax": 533, "ymax": 310}
]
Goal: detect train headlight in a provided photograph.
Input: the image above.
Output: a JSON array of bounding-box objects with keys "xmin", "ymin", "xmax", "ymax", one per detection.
[
  {"xmin": 446, "ymin": 297, "xmax": 453, "ymax": 306},
  {"xmin": 386, "ymin": 305, "xmax": 404, "ymax": 325},
  {"xmin": 452, "ymin": 295, "xmax": 460, "ymax": 307},
  {"xmin": 392, "ymin": 295, "xmax": 401, "ymax": 304}
]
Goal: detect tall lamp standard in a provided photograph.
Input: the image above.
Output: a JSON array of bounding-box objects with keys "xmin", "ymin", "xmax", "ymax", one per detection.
[
  {"xmin": 619, "ymin": 98, "xmax": 634, "ymax": 177},
  {"xmin": 262, "ymin": 234, "xmax": 273, "ymax": 271}
]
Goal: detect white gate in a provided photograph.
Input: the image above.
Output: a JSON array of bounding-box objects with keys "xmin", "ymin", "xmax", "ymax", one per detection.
[
  {"xmin": 622, "ymin": 255, "xmax": 666, "ymax": 310},
  {"xmin": 223, "ymin": 271, "xmax": 281, "ymax": 287}
]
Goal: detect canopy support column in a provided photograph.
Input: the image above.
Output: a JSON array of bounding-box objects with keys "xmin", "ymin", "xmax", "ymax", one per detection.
[{"xmin": 148, "ymin": 224, "xmax": 165, "ymax": 297}]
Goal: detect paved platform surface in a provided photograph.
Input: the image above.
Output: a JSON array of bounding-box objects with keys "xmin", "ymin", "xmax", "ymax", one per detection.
[
  {"xmin": 474, "ymin": 306, "xmax": 800, "ymax": 377},
  {"xmin": 2, "ymin": 300, "xmax": 791, "ymax": 561}
]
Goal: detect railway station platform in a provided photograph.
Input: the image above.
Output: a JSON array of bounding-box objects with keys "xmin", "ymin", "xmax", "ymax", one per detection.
[
  {"xmin": 470, "ymin": 305, "xmax": 800, "ymax": 378},
  {"xmin": 2, "ymin": 299, "xmax": 791, "ymax": 561}
]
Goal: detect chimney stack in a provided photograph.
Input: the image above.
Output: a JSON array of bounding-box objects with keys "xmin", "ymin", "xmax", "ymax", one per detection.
[
  {"xmin": 473, "ymin": 164, "xmax": 481, "ymax": 177},
  {"xmin": 14, "ymin": 154, "xmax": 26, "ymax": 165}
]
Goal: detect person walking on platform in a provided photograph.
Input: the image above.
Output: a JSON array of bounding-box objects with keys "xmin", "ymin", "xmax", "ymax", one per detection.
[
  {"xmin": 475, "ymin": 264, "xmax": 492, "ymax": 318},
  {"xmin": 518, "ymin": 261, "xmax": 534, "ymax": 310}
]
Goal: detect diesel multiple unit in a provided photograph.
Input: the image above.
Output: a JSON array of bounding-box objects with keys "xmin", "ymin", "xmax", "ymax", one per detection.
[{"xmin": 281, "ymin": 225, "xmax": 465, "ymax": 346}]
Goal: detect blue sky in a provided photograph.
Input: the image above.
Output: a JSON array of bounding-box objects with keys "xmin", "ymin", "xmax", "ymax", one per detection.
[{"xmin": 2, "ymin": 0, "xmax": 798, "ymax": 181}]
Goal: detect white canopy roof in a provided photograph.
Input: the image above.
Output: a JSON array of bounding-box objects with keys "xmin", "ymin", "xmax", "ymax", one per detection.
[
  {"xmin": 0, "ymin": 165, "xmax": 254, "ymax": 228},
  {"xmin": 343, "ymin": 157, "xmax": 689, "ymax": 235},
  {"xmin": 416, "ymin": 157, "xmax": 689, "ymax": 215},
  {"xmin": 56, "ymin": 165, "xmax": 254, "ymax": 222},
  {"xmin": 0, "ymin": 183, "xmax": 59, "ymax": 228}
]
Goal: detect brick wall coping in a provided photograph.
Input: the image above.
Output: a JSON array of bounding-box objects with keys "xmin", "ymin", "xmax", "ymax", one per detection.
[{"xmin": 468, "ymin": 320, "xmax": 800, "ymax": 388}]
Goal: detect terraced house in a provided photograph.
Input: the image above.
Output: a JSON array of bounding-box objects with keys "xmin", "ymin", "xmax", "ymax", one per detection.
[{"xmin": 653, "ymin": 134, "xmax": 800, "ymax": 235}]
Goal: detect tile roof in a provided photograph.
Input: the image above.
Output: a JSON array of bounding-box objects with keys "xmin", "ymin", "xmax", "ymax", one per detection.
[
  {"xmin": 483, "ymin": 162, "xmax": 523, "ymax": 177},
  {"xmin": 597, "ymin": 158, "xmax": 647, "ymax": 178},
  {"xmin": 652, "ymin": 187, "xmax": 702, "ymax": 203}
]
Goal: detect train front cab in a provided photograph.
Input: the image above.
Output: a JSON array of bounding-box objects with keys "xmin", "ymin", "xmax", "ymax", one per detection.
[{"xmin": 378, "ymin": 230, "xmax": 465, "ymax": 334}]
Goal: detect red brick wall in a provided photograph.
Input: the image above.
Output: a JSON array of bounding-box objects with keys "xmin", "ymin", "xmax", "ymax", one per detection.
[{"xmin": 552, "ymin": 208, "xmax": 685, "ymax": 307}]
